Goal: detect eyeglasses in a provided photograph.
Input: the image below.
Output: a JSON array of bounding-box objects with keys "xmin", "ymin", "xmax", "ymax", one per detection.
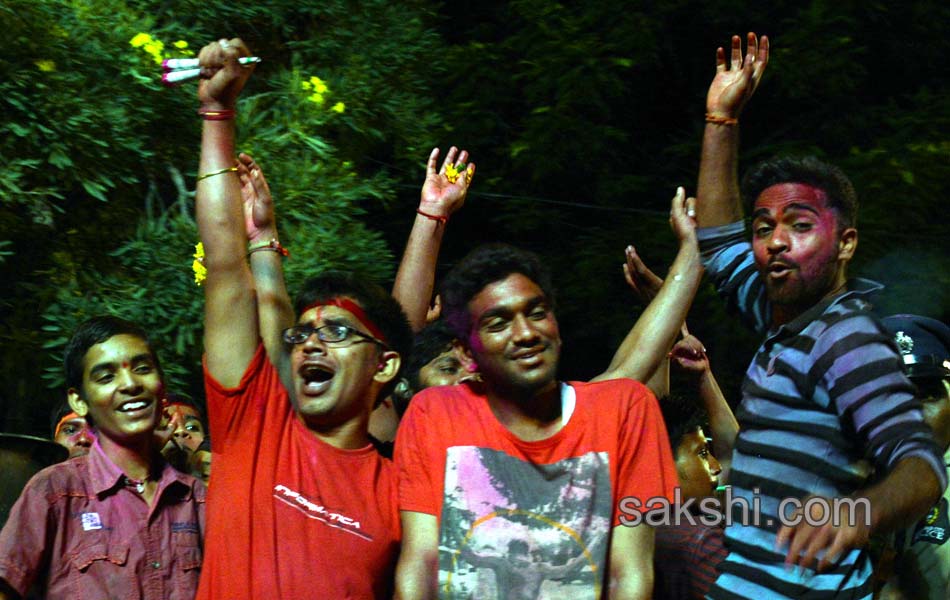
[{"xmin": 282, "ymin": 323, "xmax": 387, "ymax": 348}]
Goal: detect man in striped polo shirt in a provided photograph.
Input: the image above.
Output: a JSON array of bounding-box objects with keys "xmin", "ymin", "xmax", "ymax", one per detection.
[{"xmin": 693, "ymin": 33, "xmax": 947, "ymax": 598}]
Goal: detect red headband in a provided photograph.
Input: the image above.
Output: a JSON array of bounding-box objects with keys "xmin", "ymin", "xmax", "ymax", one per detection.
[{"xmin": 303, "ymin": 298, "xmax": 388, "ymax": 345}]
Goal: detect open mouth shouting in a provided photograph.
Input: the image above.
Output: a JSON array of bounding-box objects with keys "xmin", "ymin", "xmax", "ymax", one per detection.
[{"xmin": 298, "ymin": 361, "xmax": 336, "ymax": 396}]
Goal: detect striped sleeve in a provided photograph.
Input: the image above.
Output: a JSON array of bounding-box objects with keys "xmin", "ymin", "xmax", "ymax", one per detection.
[
  {"xmin": 817, "ymin": 308, "xmax": 948, "ymax": 490},
  {"xmin": 697, "ymin": 221, "xmax": 770, "ymax": 335}
]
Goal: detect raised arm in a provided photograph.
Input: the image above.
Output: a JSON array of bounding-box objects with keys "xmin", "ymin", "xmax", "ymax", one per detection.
[
  {"xmin": 619, "ymin": 245, "xmax": 670, "ymax": 396},
  {"xmin": 696, "ymin": 33, "xmax": 769, "ymax": 228},
  {"xmin": 669, "ymin": 333, "xmax": 738, "ymax": 473},
  {"xmin": 238, "ymin": 153, "xmax": 294, "ymax": 373},
  {"xmin": 593, "ymin": 187, "xmax": 702, "ymax": 383},
  {"xmin": 392, "ymin": 147, "xmax": 475, "ymax": 332},
  {"xmin": 196, "ymin": 38, "xmax": 259, "ymax": 387}
]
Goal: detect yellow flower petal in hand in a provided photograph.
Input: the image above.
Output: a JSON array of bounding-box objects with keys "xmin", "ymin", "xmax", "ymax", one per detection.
[
  {"xmin": 331, "ymin": 102, "xmax": 345, "ymax": 114},
  {"xmin": 444, "ymin": 163, "xmax": 460, "ymax": 183}
]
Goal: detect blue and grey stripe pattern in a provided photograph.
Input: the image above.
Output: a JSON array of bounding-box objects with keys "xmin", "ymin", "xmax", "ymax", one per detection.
[{"xmin": 697, "ymin": 222, "xmax": 947, "ymax": 599}]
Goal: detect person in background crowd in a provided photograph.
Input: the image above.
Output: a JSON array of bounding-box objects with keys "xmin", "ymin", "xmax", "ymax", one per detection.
[
  {"xmin": 50, "ymin": 400, "xmax": 94, "ymax": 458},
  {"xmin": 877, "ymin": 315, "xmax": 950, "ymax": 600}
]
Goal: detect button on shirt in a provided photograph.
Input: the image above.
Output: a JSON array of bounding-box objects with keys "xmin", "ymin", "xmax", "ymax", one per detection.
[{"xmin": 0, "ymin": 440, "xmax": 206, "ymax": 600}]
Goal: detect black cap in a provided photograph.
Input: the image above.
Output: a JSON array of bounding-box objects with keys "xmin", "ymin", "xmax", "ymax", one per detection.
[{"xmin": 881, "ymin": 314, "xmax": 950, "ymax": 379}]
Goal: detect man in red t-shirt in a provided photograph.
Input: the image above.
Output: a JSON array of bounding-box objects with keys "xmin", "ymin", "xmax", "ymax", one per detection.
[
  {"xmin": 395, "ymin": 188, "xmax": 703, "ymax": 599},
  {"xmin": 193, "ymin": 39, "xmax": 413, "ymax": 599}
]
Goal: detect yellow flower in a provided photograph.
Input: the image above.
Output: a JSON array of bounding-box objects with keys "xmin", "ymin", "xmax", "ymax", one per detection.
[
  {"xmin": 444, "ymin": 163, "xmax": 460, "ymax": 183},
  {"xmin": 309, "ymin": 76, "xmax": 329, "ymax": 94},
  {"xmin": 308, "ymin": 92, "xmax": 325, "ymax": 105},
  {"xmin": 331, "ymin": 102, "xmax": 345, "ymax": 114},
  {"xmin": 192, "ymin": 242, "xmax": 206, "ymax": 286},
  {"xmin": 174, "ymin": 40, "xmax": 189, "ymax": 49},
  {"xmin": 130, "ymin": 32, "xmax": 152, "ymax": 48},
  {"xmin": 35, "ymin": 60, "xmax": 56, "ymax": 72}
]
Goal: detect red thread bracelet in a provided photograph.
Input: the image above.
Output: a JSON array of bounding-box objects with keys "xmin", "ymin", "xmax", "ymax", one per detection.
[
  {"xmin": 416, "ymin": 208, "xmax": 448, "ymax": 224},
  {"xmin": 247, "ymin": 239, "xmax": 290, "ymax": 257}
]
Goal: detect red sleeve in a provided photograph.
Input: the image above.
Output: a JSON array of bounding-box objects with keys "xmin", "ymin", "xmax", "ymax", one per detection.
[
  {"xmin": 202, "ymin": 343, "xmax": 270, "ymax": 452},
  {"xmin": 393, "ymin": 391, "xmax": 441, "ymax": 516},
  {"xmin": 0, "ymin": 470, "xmax": 55, "ymax": 595},
  {"xmin": 612, "ymin": 382, "xmax": 679, "ymax": 526}
]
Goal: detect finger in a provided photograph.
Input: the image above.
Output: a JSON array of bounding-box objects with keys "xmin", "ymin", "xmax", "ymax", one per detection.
[
  {"xmin": 730, "ymin": 35, "xmax": 742, "ymax": 70},
  {"xmin": 752, "ymin": 35, "xmax": 770, "ymax": 83},
  {"xmin": 251, "ymin": 166, "xmax": 271, "ymax": 198},
  {"xmin": 440, "ymin": 146, "xmax": 458, "ymax": 173},
  {"xmin": 622, "ymin": 262, "xmax": 636, "ymax": 289},
  {"xmin": 456, "ymin": 149, "xmax": 469, "ymax": 166},
  {"xmin": 426, "ymin": 147, "xmax": 439, "ymax": 176},
  {"xmin": 465, "ymin": 163, "xmax": 475, "ymax": 185},
  {"xmin": 786, "ymin": 524, "xmax": 816, "ymax": 568},
  {"xmin": 746, "ymin": 31, "xmax": 757, "ymax": 66},
  {"xmin": 798, "ymin": 527, "xmax": 831, "ymax": 572},
  {"xmin": 817, "ymin": 534, "xmax": 847, "ymax": 573},
  {"xmin": 680, "ymin": 323, "xmax": 691, "ymax": 339},
  {"xmin": 715, "ymin": 47, "xmax": 726, "ymax": 73},
  {"xmin": 775, "ymin": 522, "xmax": 796, "ymax": 554},
  {"xmin": 670, "ymin": 186, "xmax": 686, "ymax": 216},
  {"xmin": 686, "ymin": 196, "xmax": 696, "ymax": 219}
]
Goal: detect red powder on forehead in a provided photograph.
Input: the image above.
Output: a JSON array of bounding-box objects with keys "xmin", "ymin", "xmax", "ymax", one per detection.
[{"xmin": 302, "ymin": 297, "xmax": 388, "ymax": 344}]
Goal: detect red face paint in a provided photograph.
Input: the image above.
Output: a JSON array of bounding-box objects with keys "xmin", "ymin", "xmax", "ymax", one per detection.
[
  {"xmin": 303, "ymin": 297, "xmax": 388, "ymax": 344},
  {"xmin": 751, "ymin": 183, "xmax": 848, "ymax": 318}
]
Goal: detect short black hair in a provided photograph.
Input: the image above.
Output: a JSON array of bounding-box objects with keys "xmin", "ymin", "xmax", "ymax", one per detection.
[
  {"xmin": 742, "ymin": 156, "xmax": 858, "ymax": 230},
  {"xmin": 64, "ymin": 315, "xmax": 162, "ymax": 393},
  {"xmin": 405, "ymin": 320, "xmax": 457, "ymax": 391},
  {"xmin": 293, "ymin": 273, "xmax": 413, "ymax": 399},
  {"xmin": 658, "ymin": 394, "xmax": 707, "ymax": 459},
  {"xmin": 440, "ymin": 244, "xmax": 555, "ymax": 341}
]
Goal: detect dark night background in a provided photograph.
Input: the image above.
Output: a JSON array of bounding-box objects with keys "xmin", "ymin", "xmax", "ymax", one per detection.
[{"xmin": 1, "ymin": 0, "xmax": 947, "ymax": 436}]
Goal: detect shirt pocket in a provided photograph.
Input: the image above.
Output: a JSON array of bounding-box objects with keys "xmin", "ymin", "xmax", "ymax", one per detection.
[
  {"xmin": 70, "ymin": 539, "xmax": 138, "ymax": 600},
  {"xmin": 168, "ymin": 536, "xmax": 202, "ymax": 600}
]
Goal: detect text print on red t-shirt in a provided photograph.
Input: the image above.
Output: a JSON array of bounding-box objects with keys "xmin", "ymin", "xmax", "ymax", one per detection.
[{"xmin": 273, "ymin": 484, "xmax": 371, "ymax": 541}]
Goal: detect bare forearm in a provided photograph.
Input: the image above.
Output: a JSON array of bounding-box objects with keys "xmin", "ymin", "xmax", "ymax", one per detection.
[
  {"xmin": 249, "ymin": 250, "xmax": 294, "ymax": 363},
  {"xmin": 198, "ymin": 120, "xmax": 259, "ymax": 384},
  {"xmin": 696, "ymin": 123, "xmax": 743, "ymax": 227},
  {"xmin": 392, "ymin": 214, "xmax": 446, "ymax": 332},
  {"xmin": 598, "ymin": 241, "xmax": 702, "ymax": 383},
  {"xmin": 697, "ymin": 369, "xmax": 738, "ymax": 466},
  {"xmin": 395, "ymin": 558, "xmax": 437, "ymax": 600},
  {"xmin": 864, "ymin": 456, "xmax": 941, "ymax": 535}
]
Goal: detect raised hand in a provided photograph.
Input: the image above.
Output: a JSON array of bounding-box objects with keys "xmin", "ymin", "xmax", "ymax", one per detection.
[
  {"xmin": 197, "ymin": 38, "xmax": 255, "ymax": 110},
  {"xmin": 237, "ymin": 153, "xmax": 276, "ymax": 242},
  {"xmin": 706, "ymin": 32, "xmax": 769, "ymax": 120},
  {"xmin": 669, "ymin": 333, "xmax": 709, "ymax": 376},
  {"xmin": 669, "ymin": 186, "xmax": 698, "ymax": 244},
  {"xmin": 419, "ymin": 146, "xmax": 476, "ymax": 220},
  {"xmin": 622, "ymin": 245, "xmax": 664, "ymax": 305}
]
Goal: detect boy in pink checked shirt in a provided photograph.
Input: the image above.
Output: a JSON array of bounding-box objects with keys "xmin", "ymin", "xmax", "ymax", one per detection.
[{"xmin": 0, "ymin": 316, "xmax": 206, "ymax": 600}]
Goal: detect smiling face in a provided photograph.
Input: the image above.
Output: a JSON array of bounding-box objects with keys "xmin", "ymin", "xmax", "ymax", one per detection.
[
  {"xmin": 466, "ymin": 273, "xmax": 561, "ymax": 399},
  {"xmin": 751, "ymin": 183, "xmax": 856, "ymax": 321},
  {"xmin": 289, "ymin": 301, "xmax": 398, "ymax": 431},
  {"xmin": 675, "ymin": 427, "xmax": 722, "ymax": 502},
  {"xmin": 67, "ymin": 334, "xmax": 164, "ymax": 446}
]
